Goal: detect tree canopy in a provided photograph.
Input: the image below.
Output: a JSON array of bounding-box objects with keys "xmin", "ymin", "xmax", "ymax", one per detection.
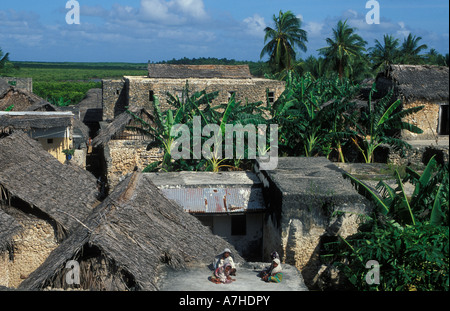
[{"xmin": 260, "ymin": 10, "xmax": 308, "ymax": 73}]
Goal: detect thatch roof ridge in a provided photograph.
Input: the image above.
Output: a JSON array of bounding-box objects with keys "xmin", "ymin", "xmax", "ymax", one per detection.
[
  {"xmin": 0, "ymin": 132, "xmax": 99, "ymax": 236},
  {"xmin": 19, "ymin": 172, "xmax": 243, "ymax": 291},
  {"xmin": 0, "ymin": 209, "xmax": 22, "ymax": 252},
  {"xmin": 25, "ymin": 101, "xmax": 58, "ymax": 112},
  {"xmin": 0, "ymin": 112, "xmax": 73, "ymax": 130},
  {"xmin": 79, "ymin": 88, "xmax": 102, "ymax": 109},
  {"xmin": 92, "ymin": 112, "xmax": 133, "ymax": 148},
  {"xmin": 92, "ymin": 108, "xmax": 154, "ymax": 148},
  {"xmin": 380, "ymin": 64, "xmax": 449, "ymax": 102},
  {"xmin": 148, "ymin": 63, "xmax": 253, "ymax": 79}
]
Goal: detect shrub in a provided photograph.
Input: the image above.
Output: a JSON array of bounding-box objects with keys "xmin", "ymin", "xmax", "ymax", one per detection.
[{"xmin": 324, "ymin": 157, "xmax": 449, "ymax": 290}]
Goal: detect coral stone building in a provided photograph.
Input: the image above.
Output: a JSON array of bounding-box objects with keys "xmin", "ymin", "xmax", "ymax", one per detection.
[
  {"xmin": 376, "ymin": 64, "xmax": 449, "ymax": 140},
  {"xmin": 101, "ymin": 63, "xmax": 285, "ymax": 121}
]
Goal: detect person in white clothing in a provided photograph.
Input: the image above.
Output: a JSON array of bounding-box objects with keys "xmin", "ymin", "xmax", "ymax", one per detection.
[{"xmin": 213, "ymin": 248, "xmax": 236, "ymax": 276}]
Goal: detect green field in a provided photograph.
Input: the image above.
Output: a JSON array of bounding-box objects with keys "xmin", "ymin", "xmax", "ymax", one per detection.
[
  {"xmin": 5, "ymin": 60, "xmax": 268, "ymax": 106},
  {"xmin": 6, "ymin": 62, "xmax": 148, "ymax": 106},
  {"xmin": 11, "ymin": 61, "xmax": 148, "ymax": 82}
]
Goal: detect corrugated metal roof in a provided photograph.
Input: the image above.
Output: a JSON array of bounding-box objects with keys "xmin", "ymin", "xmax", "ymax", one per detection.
[{"xmin": 161, "ymin": 187, "xmax": 265, "ymax": 214}]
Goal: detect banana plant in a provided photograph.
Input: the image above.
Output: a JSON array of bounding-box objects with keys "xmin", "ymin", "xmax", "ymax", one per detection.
[
  {"xmin": 344, "ymin": 155, "xmax": 448, "ymax": 226},
  {"xmin": 352, "ymin": 84, "xmax": 424, "ymax": 163},
  {"xmin": 403, "ymin": 155, "xmax": 449, "ymax": 225}
]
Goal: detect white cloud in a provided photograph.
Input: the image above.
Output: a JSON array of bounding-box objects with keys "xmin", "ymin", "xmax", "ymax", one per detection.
[
  {"xmin": 139, "ymin": 0, "xmax": 207, "ymax": 24},
  {"xmin": 304, "ymin": 21, "xmax": 324, "ymax": 38},
  {"xmin": 396, "ymin": 21, "xmax": 410, "ymax": 38},
  {"xmin": 173, "ymin": 0, "xmax": 207, "ymax": 19},
  {"xmin": 243, "ymin": 14, "xmax": 266, "ymax": 37}
]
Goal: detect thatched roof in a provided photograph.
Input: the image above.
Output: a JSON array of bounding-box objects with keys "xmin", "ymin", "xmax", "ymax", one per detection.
[
  {"xmin": 92, "ymin": 109, "xmax": 154, "ymax": 148},
  {"xmin": 0, "ymin": 209, "xmax": 22, "ymax": 252},
  {"xmin": 92, "ymin": 112, "xmax": 133, "ymax": 148},
  {"xmin": 377, "ymin": 64, "xmax": 449, "ymax": 102},
  {"xmin": 0, "ymin": 112, "xmax": 73, "ymax": 130},
  {"xmin": 0, "ymin": 84, "xmax": 44, "ymax": 112},
  {"xmin": 0, "ymin": 132, "xmax": 99, "ymax": 238},
  {"xmin": 0, "ymin": 79, "xmax": 11, "ymax": 98},
  {"xmin": 25, "ymin": 101, "xmax": 58, "ymax": 112},
  {"xmin": 79, "ymin": 88, "xmax": 102, "ymax": 123},
  {"xmin": 19, "ymin": 172, "xmax": 242, "ymax": 291},
  {"xmin": 148, "ymin": 64, "xmax": 253, "ymax": 79}
]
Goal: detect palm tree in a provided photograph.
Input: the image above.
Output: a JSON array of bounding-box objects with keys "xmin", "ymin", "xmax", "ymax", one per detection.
[
  {"xmin": 369, "ymin": 34, "xmax": 401, "ymax": 74},
  {"xmin": 296, "ymin": 56, "xmax": 328, "ymax": 78},
  {"xmin": 0, "ymin": 47, "xmax": 10, "ymax": 71},
  {"xmin": 425, "ymin": 48, "xmax": 447, "ymax": 66},
  {"xmin": 400, "ymin": 33, "xmax": 428, "ymax": 64},
  {"xmin": 260, "ymin": 10, "xmax": 308, "ymax": 73},
  {"xmin": 318, "ymin": 20, "xmax": 367, "ymax": 79}
]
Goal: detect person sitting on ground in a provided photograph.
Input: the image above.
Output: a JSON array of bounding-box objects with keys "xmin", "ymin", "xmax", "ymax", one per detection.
[
  {"xmin": 213, "ymin": 248, "xmax": 236, "ymax": 276},
  {"xmin": 261, "ymin": 258, "xmax": 283, "ymax": 283},
  {"xmin": 259, "ymin": 251, "xmax": 280, "ymax": 278},
  {"xmin": 210, "ymin": 263, "xmax": 236, "ymax": 284}
]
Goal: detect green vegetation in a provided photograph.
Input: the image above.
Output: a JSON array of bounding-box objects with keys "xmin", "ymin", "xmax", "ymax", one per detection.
[
  {"xmin": 270, "ymin": 71, "xmax": 359, "ymax": 160},
  {"xmin": 129, "ymin": 82, "xmax": 268, "ymax": 173},
  {"xmin": 34, "ymin": 82, "xmax": 102, "ymax": 106},
  {"xmin": 351, "ymin": 85, "xmax": 424, "ymax": 163},
  {"xmin": 0, "ymin": 48, "xmax": 10, "ymax": 71},
  {"xmin": 324, "ymin": 156, "xmax": 449, "ymax": 291},
  {"xmin": 1, "ymin": 8, "xmax": 448, "ymax": 292},
  {"xmin": 260, "ymin": 10, "xmax": 308, "ymax": 73},
  {"xmin": 2, "ymin": 61, "xmax": 147, "ymax": 105},
  {"xmin": 318, "ymin": 20, "xmax": 367, "ymax": 80}
]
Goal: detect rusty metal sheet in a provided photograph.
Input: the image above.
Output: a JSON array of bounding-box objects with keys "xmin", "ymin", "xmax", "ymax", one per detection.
[{"xmin": 161, "ymin": 187, "xmax": 265, "ymax": 214}]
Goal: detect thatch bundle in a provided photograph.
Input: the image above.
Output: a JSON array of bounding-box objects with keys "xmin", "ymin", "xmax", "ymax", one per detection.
[
  {"xmin": 0, "ymin": 208, "xmax": 22, "ymax": 253},
  {"xmin": 92, "ymin": 112, "xmax": 133, "ymax": 148},
  {"xmin": 0, "ymin": 132, "xmax": 99, "ymax": 238},
  {"xmin": 19, "ymin": 172, "xmax": 242, "ymax": 291},
  {"xmin": 0, "ymin": 112, "xmax": 73, "ymax": 130},
  {"xmin": 92, "ymin": 109, "xmax": 154, "ymax": 148}
]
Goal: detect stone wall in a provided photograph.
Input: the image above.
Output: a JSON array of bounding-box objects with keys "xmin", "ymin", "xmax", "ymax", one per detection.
[
  {"xmin": 0, "ymin": 212, "xmax": 58, "ymax": 288},
  {"xmin": 102, "ymin": 80, "xmax": 127, "ymax": 121},
  {"xmin": 104, "ymin": 140, "xmax": 163, "ymax": 190},
  {"xmin": 0, "ymin": 77, "xmax": 33, "ymax": 92},
  {"xmin": 401, "ymin": 100, "xmax": 442, "ymax": 140},
  {"xmin": 256, "ymin": 157, "xmax": 372, "ymax": 289},
  {"xmin": 387, "ymin": 142, "xmax": 449, "ymax": 167},
  {"xmin": 126, "ymin": 76, "xmax": 285, "ymax": 111}
]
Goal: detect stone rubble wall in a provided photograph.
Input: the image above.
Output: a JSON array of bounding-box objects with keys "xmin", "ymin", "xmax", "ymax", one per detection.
[
  {"xmin": 0, "ymin": 215, "xmax": 58, "ymax": 288},
  {"xmin": 102, "ymin": 80, "xmax": 127, "ymax": 121},
  {"xmin": 387, "ymin": 143, "xmax": 449, "ymax": 167},
  {"xmin": 102, "ymin": 77, "xmax": 285, "ymax": 119},
  {"xmin": 0, "ymin": 77, "xmax": 33, "ymax": 92},
  {"xmin": 104, "ymin": 140, "xmax": 163, "ymax": 191},
  {"xmin": 401, "ymin": 100, "xmax": 442, "ymax": 140}
]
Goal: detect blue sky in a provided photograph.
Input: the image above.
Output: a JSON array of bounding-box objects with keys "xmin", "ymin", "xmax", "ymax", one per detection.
[{"xmin": 0, "ymin": 0, "xmax": 448, "ymax": 62}]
